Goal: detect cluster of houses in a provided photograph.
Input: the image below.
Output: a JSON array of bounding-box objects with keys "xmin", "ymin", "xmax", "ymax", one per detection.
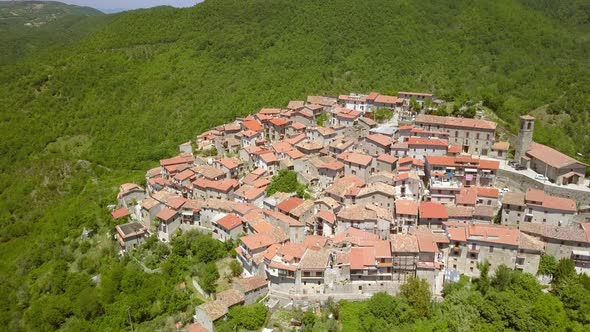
[{"xmin": 111, "ymin": 91, "xmax": 590, "ymax": 331}]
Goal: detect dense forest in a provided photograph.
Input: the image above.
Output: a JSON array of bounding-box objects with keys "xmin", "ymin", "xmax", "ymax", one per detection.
[{"xmin": 1, "ymin": 0, "xmax": 589, "ymax": 330}]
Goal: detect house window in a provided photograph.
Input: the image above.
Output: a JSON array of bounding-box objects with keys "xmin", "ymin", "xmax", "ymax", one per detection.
[{"xmin": 490, "ymin": 246, "xmax": 494, "ymax": 253}]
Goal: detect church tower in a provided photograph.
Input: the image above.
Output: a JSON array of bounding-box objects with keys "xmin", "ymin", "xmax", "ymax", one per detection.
[{"xmin": 515, "ymin": 115, "xmax": 535, "ymax": 162}]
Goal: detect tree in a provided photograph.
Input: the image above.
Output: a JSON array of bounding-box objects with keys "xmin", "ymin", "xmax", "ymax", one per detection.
[
  {"xmin": 409, "ymin": 97, "xmax": 419, "ymax": 111},
  {"xmin": 229, "ymin": 260, "xmax": 242, "ymax": 277},
  {"xmin": 316, "ymin": 112, "xmax": 329, "ymax": 126},
  {"xmin": 372, "ymin": 108, "xmax": 393, "ymax": 122},
  {"xmin": 198, "ymin": 263, "xmax": 219, "ymax": 294},
  {"xmin": 490, "ymin": 264, "xmax": 512, "ymax": 291},
  {"xmin": 474, "ymin": 260, "xmax": 490, "ymax": 294},
  {"xmin": 537, "ymin": 255, "xmax": 557, "ymax": 276},
  {"xmin": 399, "ymin": 277, "xmax": 432, "ymax": 318},
  {"xmin": 553, "ymin": 258, "xmax": 576, "ymax": 285},
  {"xmin": 302, "ymin": 309, "xmax": 316, "ymax": 332},
  {"xmin": 266, "ymin": 169, "xmax": 308, "ymax": 198}
]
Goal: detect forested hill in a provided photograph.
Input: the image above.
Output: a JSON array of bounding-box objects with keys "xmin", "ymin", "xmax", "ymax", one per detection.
[
  {"xmin": 0, "ymin": 1, "xmax": 107, "ymax": 64},
  {"xmin": 1, "ymin": 0, "xmax": 590, "ymax": 330}
]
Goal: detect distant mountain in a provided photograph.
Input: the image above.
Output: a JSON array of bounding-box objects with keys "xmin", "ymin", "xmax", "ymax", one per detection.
[
  {"xmin": 0, "ymin": 1, "xmax": 108, "ymax": 64},
  {"xmin": 98, "ymin": 7, "xmax": 128, "ymax": 14}
]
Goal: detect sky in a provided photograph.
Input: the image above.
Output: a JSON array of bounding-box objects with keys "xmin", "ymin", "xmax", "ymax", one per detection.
[{"xmin": 46, "ymin": 0, "xmax": 200, "ymax": 12}]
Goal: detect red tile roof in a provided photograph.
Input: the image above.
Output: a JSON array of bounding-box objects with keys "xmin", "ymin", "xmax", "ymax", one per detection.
[
  {"xmin": 241, "ymin": 233, "xmax": 276, "ymax": 250},
  {"xmin": 366, "ymin": 134, "xmax": 392, "ymax": 147},
  {"xmin": 337, "ymin": 151, "xmax": 373, "ymax": 166},
  {"xmin": 525, "ymin": 189, "xmax": 577, "ymax": 212},
  {"xmin": 377, "ymin": 153, "xmax": 398, "ymax": 164},
  {"xmin": 350, "ymin": 247, "xmax": 375, "ymax": 269},
  {"xmin": 217, "ymin": 214, "xmax": 243, "ymax": 230},
  {"xmin": 277, "ymin": 197, "xmax": 303, "ymax": 213},
  {"xmin": 395, "ymin": 199, "xmax": 418, "ymax": 216},
  {"xmin": 242, "ymin": 120, "xmax": 264, "ymax": 132},
  {"xmin": 408, "ymin": 137, "xmax": 449, "ymax": 147},
  {"xmin": 419, "ymin": 202, "xmax": 448, "ymax": 219},
  {"xmin": 157, "ymin": 207, "xmax": 177, "ymax": 221},
  {"xmin": 416, "ymin": 114, "xmax": 496, "ymax": 130},
  {"xmin": 111, "ymin": 207, "xmax": 129, "ymax": 220},
  {"xmin": 316, "ymin": 210, "xmax": 336, "ymax": 224},
  {"xmin": 527, "ymin": 142, "xmax": 587, "ymax": 169}
]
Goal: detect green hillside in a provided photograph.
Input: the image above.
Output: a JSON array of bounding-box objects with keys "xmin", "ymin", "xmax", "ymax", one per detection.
[
  {"xmin": 1, "ymin": 0, "xmax": 590, "ymax": 330},
  {"xmin": 0, "ymin": 1, "xmax": 108, "ymax": 64}
]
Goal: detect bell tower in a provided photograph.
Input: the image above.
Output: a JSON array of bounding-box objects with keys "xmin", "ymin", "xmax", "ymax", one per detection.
[{"xmin": 515, "ymin": 115, "xmax": 534, "ymax": 162}]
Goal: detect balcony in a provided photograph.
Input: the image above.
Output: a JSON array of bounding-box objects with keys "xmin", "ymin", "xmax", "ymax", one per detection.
[{"xmin": 468, "ymin": 246, "xmax": 479, "ymax": 254}]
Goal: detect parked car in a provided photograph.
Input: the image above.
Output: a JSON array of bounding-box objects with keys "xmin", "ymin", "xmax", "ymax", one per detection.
[
  {"xmin": 499, "ymin": 187, "xmax": 510, "ymax": 194},
  {"xmin": 534, "ymin": 174, "xmax": 548, "ymax": 181},
  {"xmin": 515, "ymin": 165, "xmax": 527, "ymax": 170}
]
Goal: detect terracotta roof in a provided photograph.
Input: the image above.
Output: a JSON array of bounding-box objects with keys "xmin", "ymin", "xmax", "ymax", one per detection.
[
  {"xmin": 391, "ymin": 234, "xmax": 419, "ymax": 253},
  {"xmin": 415, "ymin": 114, "xmax": 496, "ymax": 130},
  {"xmin": 307, "ymin": 95, "xmax": 337, "ymax": 106},
  {"xmin": 235, "ymin": 185, "xmax": 265, "ymax": 201},
  {"xmin": 240, "ymin": 233, "xmax": 276, "ymax": 250},
  {"xmin": 519, "ymin": 223, "xmax": 588, "ymax": 243},
  {"xmin": 366, "ymin": 134, "xmax": 392, "ymax": 147},
  {"xmin": 456, "ymin": 187, "xmax": 478, "ymax": 206},
  {"xmin": 357, "ymin": 182, "xmax": 396, "ymax": 198},
  {"xmin": 476, "ymin": 186, "xmax": 499, "ymax": 198},
  {"xmin": 259, "ymin": 152, "xmax": 278, "ymax": 164},
  {"xmin": 395, "ymin": 199, "xmax": 418, "ymax": 216},
  {"xmin": 289, "ymin": 200, "xmax": 314, "ymax": 218},
  {"xmin": 502, "ymin": 192, "xmax": 526, "ymax": 207},
  {"xmin": 467, "ymin": 224, "xmax": 519, "ymax": 246},
  {"xmin": 446, "ymin": 227, "xmax": 467, "ymax": 242},
  {"xmin": 242, "ymin": 120, "xmax": 264, "ymax": 132},
  {"xmin": 416, "ymin": 232, "xmax": 438, "ymax": 253},
  {"xmin": 337, "ymin": 151, "xmax": 373, "ymax": 166},
  {"xmin": 157, "ymin": 207, "xmax": 177, "ymax": 221},
  {"xmin": 299, "ymin": 248, "xmax": 331, "ymax": 270},
  {"xmin": 287, "ymin": 100, "xmax": 305, "ymax": 110},
  {"xmin": 111, "ymin": 207, "xmax": 130, "ymax": 220},
  {"xmin": 333, "ymin": 227, "xmax": 379, "ymax": 246},
  {"xmin": 492, "ymin": 141, "xmax": 510, "ymax": 151},
  {"xmin": 518, "ymin": 233, "xmax": 545, "ymax": 252},
  {"xmin": 233, "ymin": 276, "xmax": 267, "ymax": 293},
  {"xmin": 350, "ymin": 247, "xmax": 375, "ymax": 269},
  {"xmin": 374, "ymin": 94, "xmax": 402, "ymax": 104},
  {"xmin": 525, "ymin": 189, "xmax": 577, "ymax": 212},
  {"xmin": 338, "ymin": 205, "xmax": 377, "ymax": 221},
  {"xmin": 377, "ymin": 153, "xmax": 397, "ymax": 164},
  {"xmin": 374, "ymin": 240, "xmax": 392, "ymax": 258},
  {"xmin": 448, "ymin": 145, "xmax": 462, "ymax": 154},
  {"xmin": 217, "ymin": 289, "xmax": 244, "ymax": 308},
  {"xmin": 446, "ymin": 205, "xmax": 474, "ymax": 218},
  {"xmin": 407, "ymin": 137, "xmax": 449, "ymax": 147},
  {"xmin": 160, "ymin": 155, "xmax": 194, "ymax": 166},
  {"xmin": 290, "ymin": 121, "xmax": 306, "ymax": 130},
  {"xmin": 277, "ymin": 197, "xmax": 303, "ymax": 213},
  {"xmin": 269, "ymin": 118, "xmax": 289, "ymax": 126},
  {"xmin": 141, "ymin": 197, "xmax": 159, "ymax": 210},
  {"xmin": 217, "ymin": 157, "xmax": 241, "ymax": 170},
  {"xmin": 197, "ymin": 301, "xmax": 227, "ymax": 321},
  {"xmin": 259, "ymin": 108, "xmax": 281, "ymax": 115},
  {"xmin": 474, "ymin": 205, "xmax": 495, "ymax": 218},
  {"xmin": 185, "ymin": 323, "xmax": 208, "ymax": 332},
  {"xmin": 272, "ymin": 141, "xmax": 294, "ymax": 154},
  {"xmin": 302, "ymin": 235, "xmax": 329, "ymax": 249},
  {"xmin": 527, "ymin": 142, "xmax": 587, "ymax": 169},
  {"xmin": 264, "ymin": 210, "xmax": 303, "ymax": 227},
  {"xmin": 419, "ymin": 202, "xmax": 448, "ymax": 219},
  {"xmin": 217, "ymin": 214, "xmax": 244, "ymax": 231}
]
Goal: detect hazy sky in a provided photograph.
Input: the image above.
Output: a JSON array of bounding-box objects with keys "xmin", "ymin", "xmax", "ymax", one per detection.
[{"xmin": 47, "ymin": 0, "xmax": 200, "ymax": 11}]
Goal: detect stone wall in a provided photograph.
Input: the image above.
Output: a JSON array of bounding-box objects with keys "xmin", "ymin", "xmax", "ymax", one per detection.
[{"xmin": 496, "ymin": 169, "xmax": 590, "ymax": 205}]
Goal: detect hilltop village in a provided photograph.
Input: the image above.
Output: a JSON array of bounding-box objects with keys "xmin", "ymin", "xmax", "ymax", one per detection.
[{"xmin": 111, "ymin": 91, "xmax": 590, "ymax": 332}]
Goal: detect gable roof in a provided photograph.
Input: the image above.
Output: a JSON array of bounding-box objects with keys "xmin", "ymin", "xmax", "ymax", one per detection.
[{"xmin": 527, "ymin": 142, "xmax": 587, "ymax": 169}]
